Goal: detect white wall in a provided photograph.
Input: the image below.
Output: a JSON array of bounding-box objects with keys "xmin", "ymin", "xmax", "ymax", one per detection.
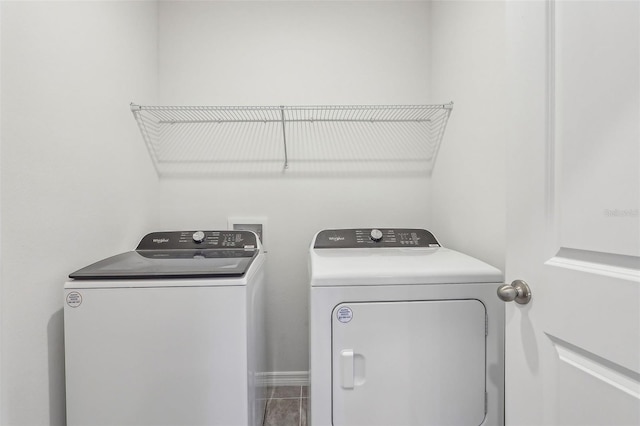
[
  {"xmin": 155, "ymin": 1, "xmax": 434, "ymax": 374},
  {"xmin": 428, "ymin": 1, "xmax": 507, "ymax": 271},
  {"xmin": 158, "ymin": 1, "xmax": 431, "ymax": 105},
  {"xmin": 0, "ymin": 2, "xmax": 158, "ymax": 424},
  {"xmin": 0, "ymin": 1, "xmax": 512, "ymax": 423}
]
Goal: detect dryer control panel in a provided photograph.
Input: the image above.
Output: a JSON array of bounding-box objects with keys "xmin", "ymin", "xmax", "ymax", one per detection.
[{"xmin": 314, "ymin": 228, "xmax": 440, "ymax": 249}]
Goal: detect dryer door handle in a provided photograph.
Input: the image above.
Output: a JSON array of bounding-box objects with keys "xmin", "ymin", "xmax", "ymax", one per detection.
[{"xmin": 340, "ymin": 349, "xmax": 355, "ymax": 389}]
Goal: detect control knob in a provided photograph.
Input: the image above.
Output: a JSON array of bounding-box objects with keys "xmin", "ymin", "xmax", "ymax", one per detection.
[
  {"xmin": 192, "ymin": 231, "xmax": 206, "ymax": 243},
  {"xmin": 370, "ymin": 229, "xmax": 383, "ymax": 242}
]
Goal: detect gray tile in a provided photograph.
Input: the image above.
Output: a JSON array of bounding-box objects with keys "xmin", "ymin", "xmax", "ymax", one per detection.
[
  {"xmin": 257, "ymin": 385, "xmax": 270, "ymax": 401},
  {"xmin": 263, "ymin": 398, "xmax": 300, "ymax": 426},
  {"xmin": 271, "ymin": 385, "xmax": 301, "ymax": 398},
  {"xmin": 265, "ymin": 386, "xmax": 276, "ymax": 399},
  {"xmin": 300, "ymin": 398, "xmax": 308, "ymax": 426},
  {"xmin": 301, "ymin": 386, "xmax": 308, "ymax": 398}
]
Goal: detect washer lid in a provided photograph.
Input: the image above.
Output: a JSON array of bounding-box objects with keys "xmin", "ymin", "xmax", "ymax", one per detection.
[{"xmin": 69, "ymin": 231, "xmax": 259, "ymax": 280}]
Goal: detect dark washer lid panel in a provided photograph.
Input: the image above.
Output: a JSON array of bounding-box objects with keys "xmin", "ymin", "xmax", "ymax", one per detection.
[
  {"xmin": 314, "ymin": 228, "xmax": 440, "ymax": 249},
  {"xmin": 69, "ymin": 231, "xmax": 259, "ymax": 280}
]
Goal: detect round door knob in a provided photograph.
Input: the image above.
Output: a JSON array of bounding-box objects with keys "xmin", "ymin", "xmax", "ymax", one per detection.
[
  {"xmin": 370, "ymin": 229, "xmax": 383, "ymax": 242},
  {"xmin": 497, "ymin": 279, "xmax": 532, "ymax": 304},
  {"xmin": 192, "ymin": 231, "xmax": 205, "ymax": 243}
]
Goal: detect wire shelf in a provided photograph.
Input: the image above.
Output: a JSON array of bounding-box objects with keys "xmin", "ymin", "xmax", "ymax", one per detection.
[{"xmin": 130, "ymin": 103, "xmax": 453, "ymax": 177}]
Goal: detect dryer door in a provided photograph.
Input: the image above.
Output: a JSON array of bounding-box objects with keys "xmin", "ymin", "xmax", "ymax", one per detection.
[{"xmin": 332, "ymin": 299, "xmax": 486, "ymax": 426}]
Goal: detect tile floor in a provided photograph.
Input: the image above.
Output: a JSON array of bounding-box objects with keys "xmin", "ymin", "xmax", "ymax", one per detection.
[{"xmin": 263, "ymin": 386, "xmax": 308, "ymax": 426}]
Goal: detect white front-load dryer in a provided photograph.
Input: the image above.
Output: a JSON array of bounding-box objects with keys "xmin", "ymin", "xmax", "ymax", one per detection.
[{"xmin": 309, "ymin": 228, "xmax": 505, "ymax": 426}]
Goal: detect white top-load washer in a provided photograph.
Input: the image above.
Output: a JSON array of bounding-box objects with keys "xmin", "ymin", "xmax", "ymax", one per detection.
[
  {"xmin": 64, "ymin": 230, "xmax": 266, "ymax": 426},
  {"xmin": 309, "ymin": 228, "xmax": 505, "ymax": 426}
]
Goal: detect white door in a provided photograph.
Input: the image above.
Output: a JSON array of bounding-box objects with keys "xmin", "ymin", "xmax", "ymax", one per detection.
[
  {"xmin": 505, "ymin": 1, "xmax": 640, "ymax": 425},
  {"xmin": 331, "ymin": 300, "xmax": 487, "ymax": 426}
]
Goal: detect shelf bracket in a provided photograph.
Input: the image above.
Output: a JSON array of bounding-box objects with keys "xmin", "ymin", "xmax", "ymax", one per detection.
[
  {"xmin": 130, "ymin": 103, "xmax": 161, "ymax": 175},
  {"xmin": 280, "ymin": 106, "xmax": 289, "ymax": 170}
]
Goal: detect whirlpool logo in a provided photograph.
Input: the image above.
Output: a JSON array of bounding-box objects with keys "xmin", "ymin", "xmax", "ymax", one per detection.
[
  {"xmin": 328, "ymin": 236, "xmax": 345, "ymax": 242},
  {"xmin": 153, "ymin": 238, "xmax": 170, "ymax": 244}
]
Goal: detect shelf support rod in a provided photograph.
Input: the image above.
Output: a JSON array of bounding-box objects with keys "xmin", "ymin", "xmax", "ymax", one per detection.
[{"xmin": 280, "ymin": 106, "xmax": 289, "ymax": 169}]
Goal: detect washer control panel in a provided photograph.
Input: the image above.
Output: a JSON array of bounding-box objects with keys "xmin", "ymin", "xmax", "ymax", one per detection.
[
  {"xmin": 314, "ymin": 228, "xmax": 440, "ymax": 249},
  {"xmin": 136, "ymin": 230, "xmax": 258, "ymax": 250}
]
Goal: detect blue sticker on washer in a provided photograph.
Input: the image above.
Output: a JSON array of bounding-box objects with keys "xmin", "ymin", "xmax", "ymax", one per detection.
[
  {"xmin": 66, "ymin": 291, "xmax": 82, "ymax": 308},
  {"xmin": 336, "ymin": 306, "xmax": 353, "ymax": 323}
]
